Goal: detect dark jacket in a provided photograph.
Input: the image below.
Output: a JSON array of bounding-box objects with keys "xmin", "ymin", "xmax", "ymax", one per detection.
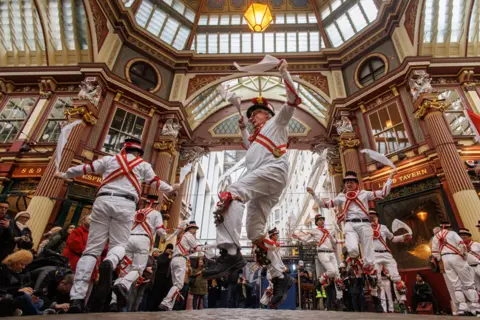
[
  {"xmin": 37, "ymin": 269, "xmax": 71, "ymax": 309},
  {"xmin": 190, "ymin": 268, "xmax": 208, "ymax": 295},
  {"xmin": 0, "ymin": 219, "xmax": 15, "ymax": 262},
  {"xmin": 0, "ymin": 263, "xmax": 33, "ymax": 294},
  {"xmin": 413, "ymin": 281, "xmax": 433, "ymax": 301},
  {"xmin": 11, "ymin": 223, "xmax": 33, "ymax": 250},
  {"xmin": 44, "ymin": 229, "xmax": 69, "ymax": 255}
]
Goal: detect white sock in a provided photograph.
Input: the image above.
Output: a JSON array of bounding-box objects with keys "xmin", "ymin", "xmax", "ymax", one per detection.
[{"xmin": 278, "ymin": 274, "xmax": 284, "ymax": 279}]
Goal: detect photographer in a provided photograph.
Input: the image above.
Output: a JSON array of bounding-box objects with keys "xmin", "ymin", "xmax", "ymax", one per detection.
[
  {"xmin": 0, "ymin": 201, "xmax": 15, "ymax": 262},
  {"xmin": 12, "ymin": 212, "xmax": 33, "ymax": 251}
]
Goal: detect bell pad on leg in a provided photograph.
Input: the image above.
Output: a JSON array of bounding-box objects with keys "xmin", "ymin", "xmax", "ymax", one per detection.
[
  {"xmin": 254, "ymin": 240, "xmax": 271, "ymax": 267},
  {"xmin": 213, "ymin": 192, "xmax": 242, "ymax": 225}
]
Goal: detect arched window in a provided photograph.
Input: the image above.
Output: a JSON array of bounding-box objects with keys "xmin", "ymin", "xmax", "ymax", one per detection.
[
  {"xmin": 357, "ymin": 57, "xmax": 386, "ymax": 86},
  {"xmin": 128, "ymin": 61, "xmax": 159, "ymax": 92}
]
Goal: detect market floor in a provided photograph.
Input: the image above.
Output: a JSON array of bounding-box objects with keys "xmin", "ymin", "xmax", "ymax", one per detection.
[{"xmin": 12, "ymin": 309, "xmax": 466, "ymax": 320}]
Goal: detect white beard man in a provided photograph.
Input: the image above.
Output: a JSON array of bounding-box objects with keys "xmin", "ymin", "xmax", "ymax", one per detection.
[
  {"xmin": 307, "ymin": 170, "xmax": 394, "ymax": 276},
  {"xmin": 55, "ymin": 138, "xmax": 179, "ymax": 313},
  {"xmin": 109, "ymin": 194, "xmax": 167, "ymax": 311},
  {"xmin": 293, "ymin": 214, "xmax": 346, "ymax": 310},
  {"xmin": 202, "ymin": 60, "xmax": 300, "ymax": 307},
  {"xmin": 369, "ymin": 209, "xmax": 410, "ymax": 313},
  {"xmin": 432, "ymin": 223, "xmax": 480, "ymax": 316}
]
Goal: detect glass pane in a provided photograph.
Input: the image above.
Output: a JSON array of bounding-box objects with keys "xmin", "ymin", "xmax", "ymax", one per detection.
[
  {"xmin": 275, "ymin": 14, "xmax": 285, "ymax": 24},
  {"xmin": 172, "ymin": 26, "xmax": 190, "ymax": 50},
  {"xmin": 276, "ymin": 32, "xmax": 285, "ymax": 52},
  {"xmin": 242, "ymin": 33, "xmax": 251, "ymax": 53},
  {"xmin": 377, "ymin": 107, "xmax": 390, "ymax": 131},
  {"xmin": 253, "ymin": 33, "xmax": 263, "ymax": 53},
  {"xmin": 297, "ymin": 13, "xmax": 307, "ymax": 24},
  {"xmin": 219, "ymin": 33, "xmax": 229, "ymax": 53},
  {"xmin": 348, "ymin": 5, "xmax": 368, "ymax": 31},
  {"xmin": 437, "ymin": 0, "xmax": 448, "ymax": 43},
  {"xmin": 298, "ymin": 32, "xmax": 308, "ymax": 52},
  {"xmin": 136, "ymin": 0, "xmax": 153, "ymax": 27},
  {"xmin": 196, "ymin": 34, "xmax": 206, "ymax": 53},
  {"xmin": 369, "ymin": 112, "xmax": 382, "ymax": 135},
  {"xmin": 308, "ymin": 12, "xmax": 317, "ymax": 24},
  {"xmin": 160, "ymin": 17, "xmax": 180, "ymax": 44},
  {"xmin": 198, "ymin": 15, "xmax": 208, "ymax": 25},
  {"xmin": 321, "ymin": 5, "xmax": 331, "ymax": 19},
  {"xmin": 384, "ymin": 128, "xmax": 399, "ymax": 153},
  {"xmin": 309, "ymin": 31, "xmax": 320, "ymax": 51},
  {"xmin": 336, "ymin": 14, "xmax": 355, "ymax": 40},
  {"xmin": 388, "ymin": 104, "xmax": 402, "ymax": 126},
  {"xmin": 147, "ymin": 9, "xmax": 166, "ymax": 36},
  {"xmin": 264, "ymin": 32, "xmax": 274, "ymax": 52},
  {"xmin": 231, "ymin": 33, "xmax": 240, "ymax": 53},
  {"xmin": 172, "ymin": 1, "xmax": 185, "ymax": 14},
  {"xmin": 111, "ymin": 108, "xmax": 126, "ymax": 130},
  {"xmin": 423, "ymin": 0, "xmax": 434, "ymax": 42},
  {"xmin": 287, "ymin": 32, "xmax": 297, "ymax": 52},
  {"xmin": 394, "ymin": 124, "xmax": 410, "ymax": 150},
  {"xmin": 326, "ymin": 24, "xmax": 343, "ymax": 47},
  {"xmin": 360, "ymin": 0, "xmax": 378, "ymax": 22},
  {"xmin": 331, "ymin": 0, "xmax": 341, "ymax": 11},
  {"xmin": 286, "ymin": 13, "xmax": 296, "ymax": 24},
  {"xmin": 184, "ymin": 8, "xmax": 196, "ymax": 22},
  {"xmin": 208, "ymin": 33, "xmax": 218, "ymax": 53},
  {"xmin": 374, "ymin": 131, "xmax": 387, "ymax": 154},
  {"xmin": 231, "ymin": 15, "xmax": 241, "ymax": 25},
  {"xmin": 209, "ymin": 14, "xmax": 219, "ymax": 25},
  {"xmin": 220, "ymin": 15, "xmax": 230, "ymax": 25},
  {"xmin": 450, "ymin": 0, "xmax": 465, "ymax": 42}
]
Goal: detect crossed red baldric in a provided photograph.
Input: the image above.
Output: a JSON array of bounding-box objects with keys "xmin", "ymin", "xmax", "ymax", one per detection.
[
  {"xmin": 434, "ymin": 230, "xmax": 463, "ymax": 256},
  {"xmin": 465, "ymin": 239, "xmax": 480, "ymax": 260},
  {"xmin": 372, "ymin": 223, "xmax": 391, "ymax": 254},
  {"xmin": 336, "ymin": 190, "xmax": 369, "ymax": 223},
  {"xmin": 132, "ymin": 207, "xmax": 155, "ymax": 245},
  {"xmin": 316, "ymin": 227, "xmax": 332, "ymax": 248}
]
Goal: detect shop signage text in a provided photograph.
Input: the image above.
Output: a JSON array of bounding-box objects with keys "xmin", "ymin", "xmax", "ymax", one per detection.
[
  {"xmin": 12, "ymin": 166, "xmax": 46, "ymax": 178},
  {"xmin": 371, "ymin": 164, "xmax": 435, "ymax": 189}
]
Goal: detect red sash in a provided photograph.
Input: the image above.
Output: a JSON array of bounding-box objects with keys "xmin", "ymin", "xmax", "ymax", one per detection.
[
  {"xmin": 372, "ymin": 224, "xmax": 391, "ymax": 254},
  {"xmin": 317, "ymin": 228, "xmax": 330, "ymax": 247},
  {"xmin": 465, "ymin": 240, "xmax": 480, "ymax": 260},
  {"xmin": 97, "ymin": 150, "xmax": 144, "ymax": 198},
  {"xmin": 436, "ymin": 230, "xmax": 462, "ymax": 256},
  {"xmin": 254, "ymin": 133, "xmax": 287, "ymax": 158},
  {"xmin": 264, "ymin": 238, "xmax": 281, "ymax": 247},
  {"xmin": 132, "ymin": 207, "xmax": 154, "ymax": 243},
  {"xmin": 337, "ymin": 190, "xmax": 369, "ymax": 223},
  {"xmin": 176, "ymin": 231, "xmax": 189, "ymax": 256}
]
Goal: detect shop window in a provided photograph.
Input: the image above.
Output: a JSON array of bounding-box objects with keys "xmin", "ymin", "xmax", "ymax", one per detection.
[
  {"xmin": 369, "ymin": 104, "xmax": 410, "ymax": 154},
  {"xmin": 439, "ymin": 90, "xmax": 475, "ymax": 136},
  {"xmin": 39, "ymin": 97, "xmax": 73, "ymax": 143},
  {"xmin": 127, "ymin": 61, "xmax": 159, "ymax": 92},
  {"xmin": 102, "ymin": 108, "xmax": 145, "ymax": 154},
  {"xmin": 358, "ymin": 57, "xmax": 386, "ymax": 86},
  {"xmin": 0, "ymin": 97, "xmax": 36, "ymax": 143}
]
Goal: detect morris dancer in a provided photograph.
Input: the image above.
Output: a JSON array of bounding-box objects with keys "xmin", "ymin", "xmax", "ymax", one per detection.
[
  {"xmin": 55, "ymin": 138, "xmax": 178, "ymax": 313},
  {"xmin": 109, "ymin": 194, "xmax": 167, "ymax": 312},
  {"xmin": 458, "ymin": 228, "xmax": 480, "ymax": 290},
  {"xmin": 432, "ymin": 223, "xmax": 480, "ymax": 316},
  {"xmin": 203, "ymin": 59, "xmax": 300, "ymax": 305},
  {"xmin": 255, "ymin": 227, "xmax": 293, "ymax": 308},
  {"xmin": 307, "ymin": 170, "xmax": 394, "ymax": 275},
  {"xmin": 293, "ymin": 214, "xmax": 346, "ymax": 309},
  {"xmin": 159, "ymin": 221, "xmax": 200, "ymax": 311},
  {"xmin": 369, "ymin": 210, "xmax": 410, "ymax": 312}
]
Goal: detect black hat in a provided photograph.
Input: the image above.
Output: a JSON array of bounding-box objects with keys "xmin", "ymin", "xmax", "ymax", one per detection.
[
  {"xmin": 166, "ymin": 243, "xmax": 174, "ymax": 250},
  {"xmin": 314, "ymin": 214, "xmax": 325, "ymax": 223},
  {"xmin": 369, "ymin": 209, "xmax": 378, "ymax": 217},
  {"xmin": 123, "ymin": 137, "xmax": 144, "ymax": 156},
  {"xmin": 185, "ymin": 221, "xmax": 199, "ymax": 231},
  {"xmin": 439, "ymin": 221, "xmax": 451, "ymax": 229},
  {"xmin": 143, "ymin": 194, "xmax": 159, "ymax": 203},
  {"xmin": 458, "ymin": 228, "xmax": 472, "ymax": 237},
  {"xmin": 268, "ymin": 227, "xmax": 279, "ymax": 237},
  {"xmin": 246, "ymin": 97, "xmax": 275, "ymax": 119},
  {"xmin": 343, "ymin": 171, "xmax": 359, "ymax": 183}
]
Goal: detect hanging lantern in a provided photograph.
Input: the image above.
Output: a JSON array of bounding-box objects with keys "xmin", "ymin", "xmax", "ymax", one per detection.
[
  {"xmin": 244, "ymin": 2, "xmax": 273, "ymax": 32},
  {"xmin": 416, "ymin": 211, "xmax": 428, "ymax": 222}
]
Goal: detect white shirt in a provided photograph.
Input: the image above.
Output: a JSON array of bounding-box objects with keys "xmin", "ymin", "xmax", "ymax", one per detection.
[
  {"xmin": 372, "ymin": 223, "xmax": 404, "ymax": 252},
  {"xmin": 173, "ymin": 231, "xmax": 198, "ymax": 257},
  {"xmin": 313, "ymin": 179, "xmax": 392, "ymax": 220},
  {"xmin": 431, "ymin": 229, "xmax": 466, "ymax": 260},
  {"xmin": 64, "ymin": 153, "xmax": 172, "ymax": 202},
  {"xmin": 131, "ymin": 208, "xmax": 166, "ymax": 239},
  {"xmin": 296, "ymin": 227, "xmax": 337, "ymax": 251},
  {"xmin": 241, "ymin": 102, "xmax": 294, "ymax": 173},
  {"xmin": 466, "ymin": 240, "xmax": 480, "ymax": 266}
]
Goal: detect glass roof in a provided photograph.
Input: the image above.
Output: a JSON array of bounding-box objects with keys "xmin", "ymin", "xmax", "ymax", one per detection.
[{"xmin": 185, "ymin": 75, "xmax": 329, "ymax": 129}]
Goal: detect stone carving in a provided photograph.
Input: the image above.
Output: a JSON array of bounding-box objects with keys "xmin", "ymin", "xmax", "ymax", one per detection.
[
  {"xmin": 180, "ymin": 146, "xmax": 209, "ymax": 163},
  {"xmin": 161, "ymin": 119, "xmax": 181, "ymax": 137},
  {"xmin": 334, "ymin": 116, "xmax": 354, "ymax": 135},
  {"xmin": 77, "ymin": 79, "xmax": 102, "ymax": 107},
  {"xmin": 88, "ymin": 0, "xmax": 108, "ymax": 51},
  {"xmin": 409, "ymin": 70, "xmax": 435, "ymax": 101}
]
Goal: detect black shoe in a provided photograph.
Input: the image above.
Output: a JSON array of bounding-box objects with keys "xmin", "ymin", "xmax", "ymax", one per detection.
[
  {"xmin": 335, "ymin": 299, "xmax": 347, "ymax": 311},
  {"xmin": 158, "ymin": 304, "xmax": 169, "ymax": 312},
  {"xmin": 270, "ymin": 274, "xmax": 294, "ymax": 308},
  {"xmin": 112, "ymin": 284, "xmax": 128, "ymax": 310},
  {"xmin": 202, "ymin": 250, "xmax": 246, "ymax": 279},
  {"xmin": 109, "ymin": 303, "xmax": 119, "ymax": 312},
  {"xmin": 399, "ymin": 302, "xmax": 408, "ymax": 314},
  {"xmin": 67, "ymin": 299, "xmax": 84, "ymax": 314},
  {"xmin": 97, "ymin": 260, "xmax": 114, "ymax": 297}
]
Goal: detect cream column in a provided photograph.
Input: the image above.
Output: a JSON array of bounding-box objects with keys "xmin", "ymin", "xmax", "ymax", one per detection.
[
  {"xmin": 27, "ymin": 100, "xmax": 98, "ymax": 245},
  {"xmin": 415, "ymin": 93, "xmax": 480, "ymax": 240}
]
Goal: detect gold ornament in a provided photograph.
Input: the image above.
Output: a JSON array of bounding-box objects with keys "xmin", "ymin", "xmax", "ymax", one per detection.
[
  {"xmin": 414, "ymin": 98, "xmax": 446, "ymax": 119},
  {"xmin": 64, "ymin": 105, "xmax": 97, "ymax": 125},
  {"xmin": 339, "ymin": 138, "xmax": 360, "ymax": 150},
  {"xmin": 154, "ymin": 140, "xmax": 177, "ymax": 155}
]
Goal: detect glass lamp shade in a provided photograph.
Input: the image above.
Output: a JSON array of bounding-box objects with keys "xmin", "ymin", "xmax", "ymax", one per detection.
[{"xmin": 244, "ymin": 3, "xmax": 273, "ymax": 32}]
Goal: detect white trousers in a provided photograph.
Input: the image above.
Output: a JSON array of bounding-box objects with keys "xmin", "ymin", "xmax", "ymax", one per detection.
[
  {"xmin": 317, "ymin": 252, "xmax": 342, "ymax": 299},
  {"xmin": 160, "ymin": 256, "xmax": 187, "ymax": 310},
  {"xmin": 216, "ymin": 165, "xmax": 287, "ymax": 250},
  {"xmin": 373, "ymin": 251, "xmax": 406, "ymax": 302},
  {"xmin": 344, "ymin": 222, "xmax": 375, "ymax": 268},
  {"xmin": 267, "ymin": 249, "xmax": 286, "ymax": 279},
  {"xmin": 111, "ymin": 235, "xmax": 150, "ymax": 304},
  {"xmin": 443, "ymin": 254, "xmax": 480, "ymax": 313},
  {"xmin": 70, "ymin": 196, "xmax": 136, "ymax": 300},
  {"xmin": 380, "ymin": 279, "xmax": 394, "ymax": 313},
  {"xmin": 471, "ymin": 264, "xmax": 480, "ymax": 290}
]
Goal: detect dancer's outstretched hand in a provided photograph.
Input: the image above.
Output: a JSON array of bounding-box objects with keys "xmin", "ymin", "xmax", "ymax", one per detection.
[
  {"xmin": 306, "ymin": 187, "xmax": 314, "ymax": 195},
  {"xmin": 238, "ymin": 117, "xmax": 246, "ymax": 130},
  {"xmin": 278, "ymin": 59, "xmax": 288, "ymax": 74},
  {"xmin": 171, "ymin": 183, "xmax": 181, "ymax": 191},
  {"xmin": 388, "ymin": 169, "xmax": 397, "ymax": 179},
  {"xmin": 292, "ymin": 234, "xmax": 299, "ymax": 239},
  {"xmin": 54, "ymin": 172, "xmax": 66, "ymax": 179}
]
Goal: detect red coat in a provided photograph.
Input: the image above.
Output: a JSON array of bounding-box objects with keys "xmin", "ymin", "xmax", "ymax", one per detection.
[{"xmin": 63, "ymin": 225, "xmax": 89, "ymax": 272}]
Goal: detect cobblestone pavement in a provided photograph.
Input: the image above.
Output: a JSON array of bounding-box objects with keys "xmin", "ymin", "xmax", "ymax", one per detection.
[{"xmin": 14, "ymin": 309, "xmax": 466, "ymax": 320}]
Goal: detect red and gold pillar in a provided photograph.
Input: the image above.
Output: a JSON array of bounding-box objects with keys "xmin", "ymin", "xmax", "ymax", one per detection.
[
  {"xmin": 27, "ymin": 100, "xmax": 98, "ymax": 245},
  {"xmin": 152, "ymin": 136, "xmax": 177, "ymax": 200},
  {"xmin": 339, "ymin": 132, "xmax": 362, "ymax": 186},
  {"xmin": 415, "ymin": 93, "xmax": 480, "ymax": 239}
]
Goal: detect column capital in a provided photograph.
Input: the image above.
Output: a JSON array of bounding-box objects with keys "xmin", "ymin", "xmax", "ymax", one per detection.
[
  {"xmin": 414, "ymin": 94, "xmax": 447, "ymax": 119},
  {"xmin": 339, "ymin": 132, "xmax": 360, "ymax": 150},
  {"xmin": 38, "ymin": 78, "xmax": 57, "ymax": 99},
  {"xmin": 65, "ymin": 100, "xmax": 98, "ymax": 125},
  {"xmin": 154, "ymin": 136, "xmax": 178, "ymax": 155},
  {"xmin": 329, "ymin": 163, "xmax": 343, "ymax": 176},
  {"xmin": 463, "ymin": 82, "xmax": 477, "ymax": 92}
]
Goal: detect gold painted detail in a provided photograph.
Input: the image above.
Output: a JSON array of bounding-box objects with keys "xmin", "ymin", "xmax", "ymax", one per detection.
[
  {"xmin": 64, "ymin": 105, "xmax": 97, "ymax": 125},
  {"xmin": 414, "ymin": 98, "xmax": 447, "ymax": 119},
  {"xmin": 154, "ymin": 140, "xmax": 177, "ymax": 155},
  {"xmin": 329, "ymin": 163, "xmax": 343, "ymax": 175},
  {"xmin": 339, "ymin": 138, "xmax": 360, "ymax": 150}
]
